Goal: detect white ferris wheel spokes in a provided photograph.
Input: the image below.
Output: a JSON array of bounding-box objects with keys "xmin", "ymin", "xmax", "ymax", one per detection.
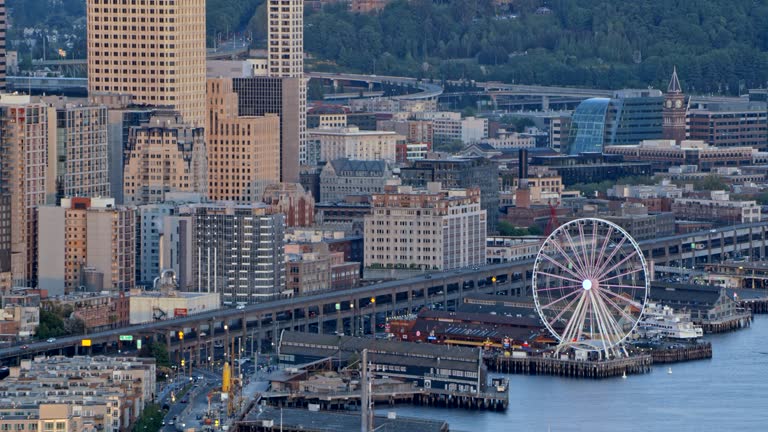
[{"xmin": 532, "ymin": 218, "xmax": 649, "ymax": 358}]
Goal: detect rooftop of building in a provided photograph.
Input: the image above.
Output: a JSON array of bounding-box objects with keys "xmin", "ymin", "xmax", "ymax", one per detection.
[
  {"xmin": 325, "ymin": 158, "xmax": 389, "ymax": 175},
  {"xmin": 310, "ymin": 126, "xmax": 399, "ymax": 136}
]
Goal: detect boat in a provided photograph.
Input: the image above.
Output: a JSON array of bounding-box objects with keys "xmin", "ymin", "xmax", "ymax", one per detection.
[
  {"xmin": 622, "ymin": 371, "xmax": 627, "ymax": 379},
  {"xmin": 668, "ymin": 367, "xmax": 673, "ymax": 374},
  {"xmin": 636, "ymin": 303, "xmax": 703, "ymax": 340}
]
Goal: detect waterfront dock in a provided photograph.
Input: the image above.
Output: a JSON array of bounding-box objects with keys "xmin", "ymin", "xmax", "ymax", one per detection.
[
  {"xmin": 486, "ymin": 354, "xmax": 652, "ymax": 378},
  {"xmin": 637, "ymin": 342, "xmax": 713, "ymax": 364},
  {"xmin": 259, "ymin": 385, "xmax": 509, "ymax": 412}
]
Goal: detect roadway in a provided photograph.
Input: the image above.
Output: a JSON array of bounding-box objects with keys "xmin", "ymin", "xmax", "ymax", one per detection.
[{"xmin": 2, "ymin": 222, "xmax": 768, "ymax": 363}]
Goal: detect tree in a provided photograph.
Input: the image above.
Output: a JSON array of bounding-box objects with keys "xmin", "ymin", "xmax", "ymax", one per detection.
[{"xmin": 150, "ymin": 342, "xmax": 171, "ymax": 368}]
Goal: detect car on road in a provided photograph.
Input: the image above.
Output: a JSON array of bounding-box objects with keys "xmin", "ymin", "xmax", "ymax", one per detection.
[
  {"xmin": 168, "ymin": 420, "xmax": 174, "ymax": 426},
  {"xmin": 46, "ymin": 338, "xmax": 56, "ymax": 343},
  {"xmin": 20, "ymin": 345, "xmax": 28, "ymax": 350}
]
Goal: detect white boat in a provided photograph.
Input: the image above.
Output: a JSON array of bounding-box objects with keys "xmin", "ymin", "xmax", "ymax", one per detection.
[{"xmin": 636, "ymin": 303, "xmax": 703, "ymax": 340}]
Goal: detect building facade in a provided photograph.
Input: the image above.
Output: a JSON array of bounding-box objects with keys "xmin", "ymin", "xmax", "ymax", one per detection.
[
  {"xmin": 364, "ymin": 184, "xmax": 486, "ymax": 274},
  {"xmin": 122, "ymin": 112, "xmax": 207, "ymax": 205},
  {"xmin": 0, "ymin": 96, "xmax": 53, "ymax": 287},
  {"xmin": 604, "ymin": 139, "xmax": 754, "ymax": 172},
  {"xmin": 86, "ymin": 0, "xmax": 207, "ymax": 125},
  {"xmin": 400, "ymin": 158, "xmax": 499, "ymax": 234},
  {"xmin": 48, "ymin": 100, "xmax": 111, "ymax": 203},
  {"xmin": 37, "ymin": 197, "xmax": 136, "ymax": 296},
  {"xmin": 267, "ymin": 0, "xmax": 307, "ymax": 167},
  {"xmin": 188, "ymin": 203, "xmax": 287, "ymax": 305},
  {"xmin": 232, "ymin": 76, "xmax": 301, "ymax": 182},
  {"xmin": 262, "ymin": 182, "xmax": 315, "ymax": 227},
  {"xmin": 319, "ymin": 159, "xmax": 391, "ymax": 203},
  {"xmin": 311, "ymin": 126, "xmax": 402, "ymax": 164},
  {"xmin": 687, "ymin": 102, "xmax": 768, "ymax": 150},
  {"xmin": 207, "ymin": 78, "xmax": 281, "ymax": 202}
]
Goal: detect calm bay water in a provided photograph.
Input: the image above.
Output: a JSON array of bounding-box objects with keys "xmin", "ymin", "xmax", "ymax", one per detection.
[{"xmin": 380, "ymin": 315, "xmax": 768, "ymax": 432}]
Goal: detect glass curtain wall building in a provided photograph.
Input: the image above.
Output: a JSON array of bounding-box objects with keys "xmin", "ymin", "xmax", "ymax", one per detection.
[{"xmin": 567, "ymin": 98, "xmax": 612, "ymax": 155}]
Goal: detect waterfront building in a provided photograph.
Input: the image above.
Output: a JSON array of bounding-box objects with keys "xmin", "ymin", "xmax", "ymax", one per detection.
[
  {"xmin": 687, "ymin": 101, "xmax": 768, "ymax": 150},
  {"xmin": 206, "ymin": 78, "xmax": 281, "ymax": 201},
  {"xmin": 262, "ymin": 182, "xmax": 315, "ymax": 227},
  {"xmin": 364, "ymin": 184, "xmax": 486, "ymax": 277},
  {"xmin": 0, "ymin": 95, "xmax": 53, "ymax": 287},
  {"xmin": 122, "ymin": 111, "xmax": 208, "ymax": 205},
  {"xmin": 400, "ymin": 158, "xmax": 499, "ymax": 234},
  {"xmin": 86, "ymin": 0, "xmax": 206, "ymax": 125},
  {"xmin": 37, "ymin": 197, "xmax": 136, "ymax": 295},
  {"xmin": 186, "ymin": 202, "xmax": 287, "ymax": 305},
  {"xmin": 319, "ymin": 158, "xmax": 391, "ymax": 203},
  {"xmin": 312, "ymin": 126, "xmax": 402, "ymax": 164}
]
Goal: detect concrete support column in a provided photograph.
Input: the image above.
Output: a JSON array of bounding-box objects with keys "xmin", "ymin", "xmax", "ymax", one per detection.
[{"xmin": 541, "ymin": 95, "xmax": 550, "ymax": 111}]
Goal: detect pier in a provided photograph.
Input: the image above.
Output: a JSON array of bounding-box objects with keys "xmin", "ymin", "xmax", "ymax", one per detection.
[
  {"xmin": 259, "ymin": 385, "xmax": 508, "ymax": 412},
  {"xmin": 486, "ymin": 354, "xmax": 652, "ymax": 378},
  {"xmin": 639, "ymin": 342, "xmax": 713, "ymax": 364},
  {"xmin": 699, "ymin": 312, "xmax": 752, "ymax": 333}
]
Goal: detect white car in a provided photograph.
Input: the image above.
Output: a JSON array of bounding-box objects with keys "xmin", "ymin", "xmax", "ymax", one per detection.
[{"xmin": 46, "ymin": 338, "xmax": 56, "ymax": 343}]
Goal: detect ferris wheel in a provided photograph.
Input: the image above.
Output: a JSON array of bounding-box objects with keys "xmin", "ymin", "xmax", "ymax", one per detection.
[{"xmin": 532, "ymin": 218, "xmax": 649, "ymax": 358}]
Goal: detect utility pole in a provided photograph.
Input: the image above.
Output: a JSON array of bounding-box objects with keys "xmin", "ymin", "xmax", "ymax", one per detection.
[{"xmin": 360, "ymin": 349, "xmax": 372, "ymax": 432}]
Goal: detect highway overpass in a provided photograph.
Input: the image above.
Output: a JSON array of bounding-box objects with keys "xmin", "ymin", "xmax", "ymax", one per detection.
[{"xmin": 3, "ymin": 222, "xmax": 768, "ymax": 365}]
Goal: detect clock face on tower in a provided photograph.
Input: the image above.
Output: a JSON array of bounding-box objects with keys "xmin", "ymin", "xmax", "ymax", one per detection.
[
  {"xmin": 675, "ymin": 99, "xmax": 683, "ymax": 108},
  {"xmin": 666, "ymin": 100, "xmax": 673, "ymax": 108}
]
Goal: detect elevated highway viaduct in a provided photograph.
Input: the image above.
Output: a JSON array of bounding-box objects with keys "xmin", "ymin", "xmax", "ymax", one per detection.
[{"xmin": 2, "ymin": 222, "xmax": 768, "ymax": 365}]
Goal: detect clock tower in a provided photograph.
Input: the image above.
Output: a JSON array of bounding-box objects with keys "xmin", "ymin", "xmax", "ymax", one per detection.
[{"xmin": 663, "ymin": 66, "xmax": 687, "ymax": 143}]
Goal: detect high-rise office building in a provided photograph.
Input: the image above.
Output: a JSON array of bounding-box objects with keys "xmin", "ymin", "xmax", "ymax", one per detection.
[
  {"xmin": 122, "ymin": 112, "xmax": 208, "ymax": 205},
  {"xmin": 206, "ymin": 78, "xmax": 281, "ymax": 201},
  {"xmin": 232, "ymin": 76, "xmax": 301, "ymax": 183},
  {"xmin": 0, "ymin": 0, "xmax": 6, "ymax": 92},
  {"xmin": 37, "ymin": 197, "xmax": 136, "ymax": 296},
  {"xmin": 267, "ymin": 0, "xmax": 307, "ymax": 171},
  {"xmin": 0, "ymin": 95, "xmax": 54, "ymax": 286},
  {"xmin": 86, "ymin": 0, "xmax": 207, "ymax": 125},
  {"xmin": 187, "ymin": 202, "xmax": 287, "ymax": 305},
  {"xmin": 41, "ymin": 97, "xmax": 111, "ymax": 203}
]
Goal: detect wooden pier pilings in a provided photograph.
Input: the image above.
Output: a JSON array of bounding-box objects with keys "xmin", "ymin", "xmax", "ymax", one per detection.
[
  {"xmin": 740, "ymin": 298, "xmax": 768, "ymax": 314},
  {"xmin": 641, "ymin": 342, "xmax": 713, "ymax": 364},
  {"xmin": 486, "ymin": 354, "xmax": 652, "ymax": 379},
  {"xmin": 700, "ymin": 313, "xmax": 752, "ymax": 333}
]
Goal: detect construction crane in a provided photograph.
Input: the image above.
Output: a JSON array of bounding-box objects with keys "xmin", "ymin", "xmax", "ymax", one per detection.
[{"xmin": 545, "ymin": 200, "xmax": 560, "ymax": 236}]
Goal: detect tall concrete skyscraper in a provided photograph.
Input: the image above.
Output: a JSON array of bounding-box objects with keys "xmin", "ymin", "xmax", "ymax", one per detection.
[
  {"xmin": 86, "ymin": 0, "xmax": 207, "ymax": 125},
  {"xmin": 268, "ymin": 0, "xmax": 306, "ymax": 176}
]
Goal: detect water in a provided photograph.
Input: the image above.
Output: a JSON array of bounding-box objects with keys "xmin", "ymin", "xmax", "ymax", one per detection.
[{"xmin": 380, "ymin": 315, "xmax": 768, "ymax": 432}]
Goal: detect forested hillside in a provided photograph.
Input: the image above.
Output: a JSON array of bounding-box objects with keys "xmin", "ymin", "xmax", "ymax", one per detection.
[
  {"xmin": 305, "ymin": 0, "xmax": 768, "ymax": 93},
  {"xmin": 9, "ymin": 0, "xmax": 768, "ymax": 94}
]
